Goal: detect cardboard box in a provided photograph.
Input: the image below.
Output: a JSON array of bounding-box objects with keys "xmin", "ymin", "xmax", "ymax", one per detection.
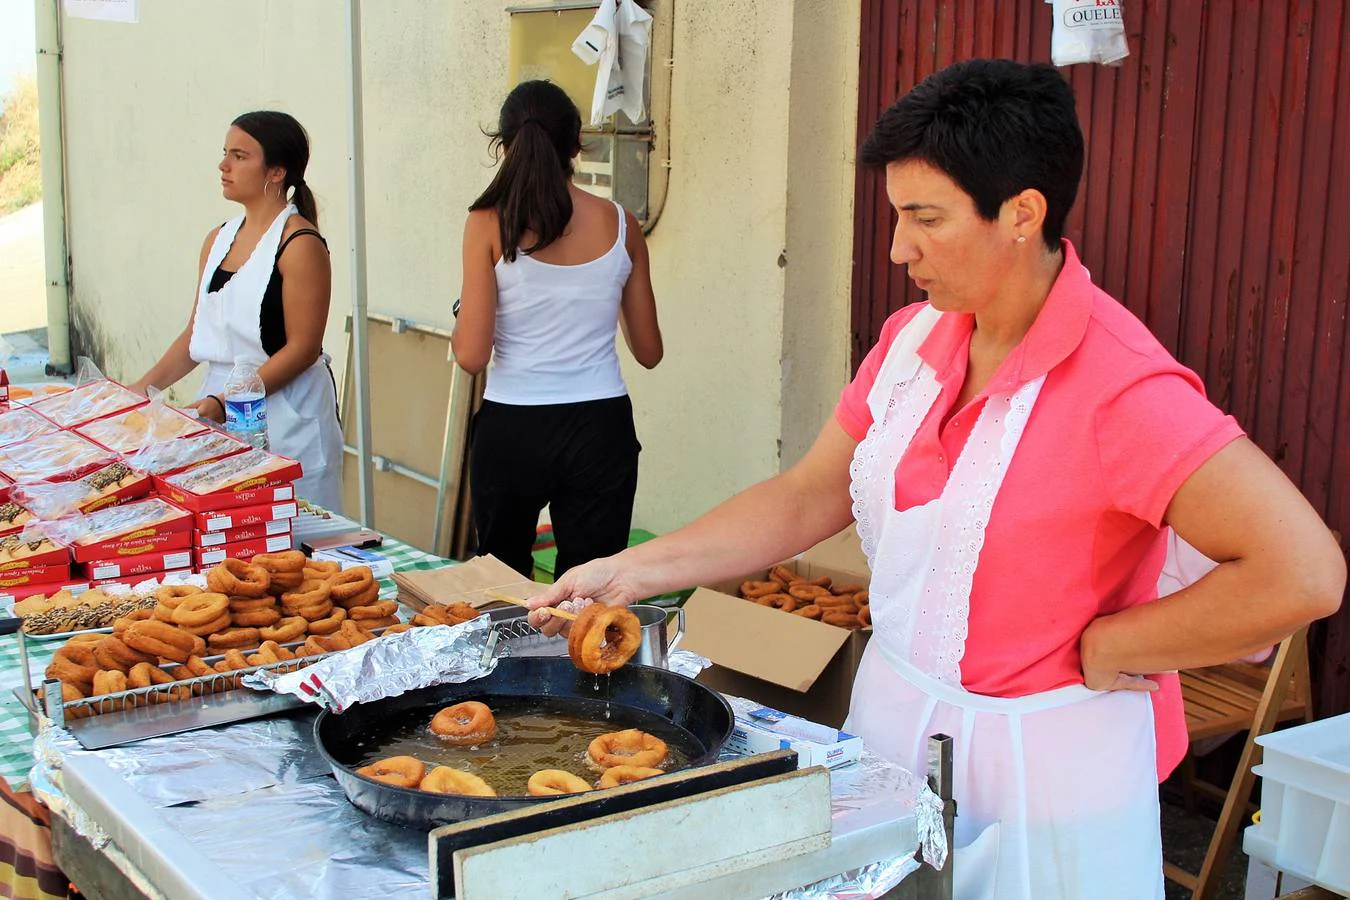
[
  {"xmin": 196, "ymin": 500, "xmax": 298, "ymax": 533},
  {"xmin": 196, "ymin": 518, "xmax": 292, "ymax": 548},
  {"xmin": 195, "ymin": 534, "xmax": 293, "ymax": 568},
  {"xmin": 82, "ymin": 548, "xmax": 195, "ymax": 581},
  {"xmin": 683, "ymin": 525, "xmax": 871, "ymax": 729},
  {"xmin": 91, "ymin": 567, "xmax": 193, "ymax": 588},
  {"xmin": 0, "ymin": 562, "xmax": 74, "ymax": 589},
  {"xmin": 68, "ymin": 498, "xmax": 195, "ymax": 563},
  {"xmin": 156, "ymin": 449, "xmax": 301, "ymax": 511}
]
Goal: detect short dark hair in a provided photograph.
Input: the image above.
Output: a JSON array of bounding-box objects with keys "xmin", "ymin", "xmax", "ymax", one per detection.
[
  {"xmin": 859, "ymin": 59, "xmax": 1084, "ymax": 247},
  {"xmin": 232, "ymin": 110, "xmax": 319, "ymax": 228},
  {"xmin": 470, "ymin": 80, "xmax": 583, "ymax": 263}
]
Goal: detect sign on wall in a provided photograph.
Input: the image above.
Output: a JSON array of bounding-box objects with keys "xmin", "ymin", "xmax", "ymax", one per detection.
[{"xmin": 64, "ymin": 0, "xmax": 137, "ymax": 24}]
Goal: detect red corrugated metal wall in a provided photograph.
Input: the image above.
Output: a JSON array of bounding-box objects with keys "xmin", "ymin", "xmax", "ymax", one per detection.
[{"xmin": 852, "ymin": 0, "xmax": 1350, "ymax": 715}]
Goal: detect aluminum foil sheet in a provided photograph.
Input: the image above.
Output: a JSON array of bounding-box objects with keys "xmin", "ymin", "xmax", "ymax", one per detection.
[{"xmin": 243, "ymin": 616, "xmax": 497, "ymax": 712}]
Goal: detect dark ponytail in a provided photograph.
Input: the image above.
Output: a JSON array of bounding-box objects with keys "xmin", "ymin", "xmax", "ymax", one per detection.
[
  {"xmin": 471, "ymin": 81, "xmax": 581, "ymax": 263},
  {"xmin": 231, "ymin": 110, "xmax": 320, "ymax": 230}
]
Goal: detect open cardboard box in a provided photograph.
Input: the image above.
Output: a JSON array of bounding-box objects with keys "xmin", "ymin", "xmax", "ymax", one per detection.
[{"xmin": 682, "ymin": 525, "xmax": 871, "ymax": 729}]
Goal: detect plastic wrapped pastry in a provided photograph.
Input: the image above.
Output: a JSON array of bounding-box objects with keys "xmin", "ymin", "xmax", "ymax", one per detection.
[
  {"xmin": 164, "ymin": 448, "xmax": 295, "ymax": 496},
  {"xmin": 126, "ymin": 430, "xmax": 248, "ymax": 476},
  {"xmin": 0, "ymin": 407, "xmax": 58, "ymax": 449},
  {"xmin": 77, "ymin": 400, "xmax": 206, "ymax": 453},
  {"xmin": 0, "ymin": 431, "xmax": 113, "ymax": 482},
  {"xmin": 29, "ymin": 379, "xmax": 146, "ymax": 428}
]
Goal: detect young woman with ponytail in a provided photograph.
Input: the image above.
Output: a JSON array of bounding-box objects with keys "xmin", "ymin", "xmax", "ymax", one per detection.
[
  {"xmin": 453, "ymin": 80, "xmax": 663, "ymax": 579},
  {"xmin": 132, "ymin": 110, "xmax": 344, "ymax": 512}
]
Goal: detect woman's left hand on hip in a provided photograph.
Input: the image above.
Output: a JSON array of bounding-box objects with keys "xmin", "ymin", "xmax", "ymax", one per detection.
[{"xmin": 1080, "ymin": 618, "xmax": 1159, "ymax": 692}]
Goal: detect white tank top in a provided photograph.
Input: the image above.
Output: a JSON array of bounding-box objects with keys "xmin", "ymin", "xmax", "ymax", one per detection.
[{"xmin": 483, "ymin": 201, "xmax": 633, "ymax": 405}]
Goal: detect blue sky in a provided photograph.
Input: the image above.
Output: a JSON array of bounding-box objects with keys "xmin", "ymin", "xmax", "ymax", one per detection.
[{"xmin": 0, "ymin": 0, "xmax": 37, "ymax": 109}]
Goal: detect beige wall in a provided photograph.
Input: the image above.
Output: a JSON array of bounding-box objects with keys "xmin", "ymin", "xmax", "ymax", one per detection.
[{"xmin": 54, "ymin": 0, "xmax": 860, "ymax": 544}]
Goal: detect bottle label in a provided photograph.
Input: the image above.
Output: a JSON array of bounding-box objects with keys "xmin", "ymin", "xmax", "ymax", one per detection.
[{"xmin": 225, "ymin": 395, "xmax": 267, "ymax": 433}]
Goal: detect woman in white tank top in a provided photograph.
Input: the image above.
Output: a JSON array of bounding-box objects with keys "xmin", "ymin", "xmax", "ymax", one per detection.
[{"xmin": 452, "ymin": 80, "xmax": 663, "ymax": 578}]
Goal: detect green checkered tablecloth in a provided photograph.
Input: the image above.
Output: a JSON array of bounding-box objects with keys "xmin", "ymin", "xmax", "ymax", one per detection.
[{"xmin": 0, "ymin": 537, "xmax": 453, "ymax": 790}]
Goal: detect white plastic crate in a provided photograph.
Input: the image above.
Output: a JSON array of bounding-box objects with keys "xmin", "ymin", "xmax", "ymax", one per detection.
[{"xmin": 1243, "ymin": 712, "xmax": 1350, "ymax": 895}]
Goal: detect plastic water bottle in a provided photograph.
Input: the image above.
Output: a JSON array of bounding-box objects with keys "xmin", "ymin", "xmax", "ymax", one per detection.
[{"xmin": 223, "ymin": 363, "xmax": 269, "ymax": 450}]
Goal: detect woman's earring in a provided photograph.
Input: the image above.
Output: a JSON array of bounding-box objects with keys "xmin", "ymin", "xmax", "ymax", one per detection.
[{"xmin": 1016, "ymin": 235, "xmax": 1027, "ymax": 244}]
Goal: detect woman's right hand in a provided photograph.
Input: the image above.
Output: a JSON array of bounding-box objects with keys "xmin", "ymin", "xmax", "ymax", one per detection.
[{"xmin": 527, "ymin": 555, "xmax": 643, "ymax": 636}]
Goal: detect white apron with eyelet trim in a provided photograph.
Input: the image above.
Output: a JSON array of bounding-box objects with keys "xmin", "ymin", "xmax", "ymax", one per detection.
[
  {"xmin": 189, "ymin": 204, "xmax": 344, "ymax": 513},
  {"xmin": 843, "ymin": 305, "xmax": 1163, "ymax": 899}
]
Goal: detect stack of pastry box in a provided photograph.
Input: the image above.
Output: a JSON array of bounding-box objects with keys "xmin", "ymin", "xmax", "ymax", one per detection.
[{"xmin": 0, "ymin": 377, "xmax": 302, "ymax": 606}]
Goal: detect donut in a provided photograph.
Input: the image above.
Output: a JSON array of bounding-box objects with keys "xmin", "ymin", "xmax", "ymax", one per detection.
[
  {"xmin": 39, "ymin": 681, "xmax": 87, "ymax": 713},
  {"xmin": 430, "ymin": 701, "xmax": 497, "ymax": 745},
  {"xmin": 787, "ymin": 584, "xmax": 831, "ymax": 602},
  {"xmin": 348, "ymin": 600, "xmax": 397, "ymax": 620},
  {"xmin": 232, "ymin": 606, "xmax": 282, "ymax": 627},
  {"xmin": 360, "ymin": 616, "xmax": 401, "ymax": 629},
  {"xmin": 154, "ymin": 584, "xmax": 200, "ymax": 605},
  {"xmin": 92, "ymin": 636, "xmax": 155, "ymax": 672},
  {"xmin": 343, "ymin": 582, "xmax": 381, "ymax": 609},
  {"xmin": 822, "ymin": 610, "xmax": 860, "ymax": 629},
  {"xmin": 266, "ymin": 571, "xmax": 304, "ymax": 594},
  {"xmin": 566, "ymin": 604, "xmax": 642, "ymax": 675},
  {"xmin": 306, "ymin": 607, "xmax": 347, "ymax": 635},
  {"xmin": 739, "ymin": 580, "xmax": 782, "ymax": 599},
  {"xmin": 587, "ymin": 729, "xmax": 668, "ymax": 771},
  {"xmin": 113, "ymin": 609, "xmax": 154, "ymax": 634},
  {"xmin": 303, "ymin": 634, "xmax": 351, "ymax": 655},
  {"xmin": 598, "ymin": 765, "xmax": 664, "ymax": 789},
  {"xmin": 258, "ymin": 616, "xmax": 309, "ymax": 643},
  {"xmin": 329, "ymin": 567, "xmax": 376, "ymax": 605},
  {"xmin": 209, "ymin": 559, "xmax": 271, "ymax": 598},
  {"xmin": 228, "ymin": 596, "xmax": 276, "ymax": 612},
  {"xmin": 411, "ymin": 603, "xmax": 480, "ymax": 627},
  {"xmin": 152, "ymin": 604, "xmax": 177, "ymax": 623},
  {"xmin": 801, "ymin": 576, "xmax": 832, "ymax": 588},
  {"xmin": 64, "ymin": 633, "xmax": 106, "ymax": 646},
  {"xmin": 46, "ymin": 644, "xmax": 99, "ymax": 689},
  {"xmin": 172, "ymin": 594, "xmax": 230, "ymax": 629},
  {"xmin": 183, "ymin": 656, "xmax": 214, "ymax": 677},
  {"xmin": 257, "ymin": 640, "xmax": 294, "ymax": 661},
  {"xmin": 208, "ymin": 627, "xmax": 261, "ymax": 650},
  {"xmin": 91, "ymin": 669, "xmax": 128, "ymax": 695},
  {"xmin": 356, "ymin": 755, "xmax": 425, "ymax": 789},
  {"xmin": 212, "ymin": 649, "xmax": 251, "ymax": 673},
  {"xmin": 815, "ymin": 593, "xmax": 857, "ymax": 611},
  {"xmin": 127, "ymin": 662, "xmax": 184, "ymax": 701},
  {"xmin": 180, "ymin": 611, "xmax": 233, "ymax": 637},
  {"xmin": 338, "ymin": 620, "xmax": 374, "ymax": 646},
  {"xmin": 754, "ymin": 593, "xmax": 796, "ymax": 612},
  {"xmin": 418, "ymin": 766, "xmax": 495, "ymax": 796},
  {"xmin": 284, "ymin": 598, "xmax": 335, "ymax": 622},
  {"xmin": 831, "ymin": 583, "xmax": 866, "ymax": 596},
  {"xmin": 793, "ymin": 604, "xmax": 823, "ymax": 620},
  {"xmin": 853, "ymin": 590, "xmax": 869, "ymax": 606},
  {"xmin": 302, "ymin": 559, "xmax": 341, "ymax": 578},
  {"xmin": 253, "ymin": 550, "xmax": 305, "ymax": 574},
  {"xmin": 122, "ymin": 620, "xmax": 197, "ymax": 663},
  {"xmin": 382, "ymin": 623, "xmax": 414, "ymax": 635},
  {"xmin": 527, "ymin": 770, "xmax": 592, "ymax": 796},
  {"xmin": 282, "ymin": 579, "xmax": 331, "ymax": 608},
  {"xmin": 767, "ymin": 565, "xmax": 798, "ymax": 587}
]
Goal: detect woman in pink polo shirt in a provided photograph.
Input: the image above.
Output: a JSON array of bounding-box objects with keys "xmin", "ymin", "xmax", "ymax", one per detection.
[{"xmin": 530, "ymin": 60, "xmax": 1343, "ymax": 898}]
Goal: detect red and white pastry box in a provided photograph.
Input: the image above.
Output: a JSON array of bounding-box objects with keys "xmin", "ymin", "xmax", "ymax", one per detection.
[
  {"xmin": 0, "ymin": 562, "xmax": 75, "ymax": 592},
  {"xmin": 81, "ymin": 547, "xmax": 196, "ymax": 582},
  {"xmin": 0, "ymin": 431, "xmax": 115, "ymax": 483},
  {"xmin": 90, "ymin": 567, "xmax": 194, "ymax": 588},
  {"xmin": 195, "ymin": 500, "xmax": 297, "ymax": 534},
  {"xmin": 69, "ymin": 461, "xmax": 154, "ymax": 513},
  {"xmin": 0, "ymin": 579, "xmax": 90, "ymax": 607},
  {"xmin": 0, "ymin": 407, "xmax": 58, "ymax": 450},
  {"xmin": 127, "ymin": 429, "xmax": 249, "ymax": 477},
  {"xmin": 155, "ymin": 448, "xmax": 301, "ymax": 512},
  {"xmin": 75, "ymin": 403, "xmax": 208, "ymax": 455},
  {"xmin": 0, "ymin": 534, "xmax": 71, "ymax": 581},
  {"xmin": 28, "ymin": 378, "xmax": 145, "ymax": 428},
  {"xmin": 0, "ymin": 499, "xmax": 33, "ymax": 536},
  {"xmin": 67, "ymin": 497, "xmax": 194, "ymax": 563},
  {"xmin": 195, "ymin": 518, "xmax": 292, "ymax": 548},
  {"xmin": 195, "ymin": 534, "xmax": 293, "ymax": 569}
]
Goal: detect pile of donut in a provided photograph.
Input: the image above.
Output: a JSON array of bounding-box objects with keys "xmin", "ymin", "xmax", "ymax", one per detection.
[
  {"xmin": 739, "ymin": 564, "xmax": 871, "ymax": 630},
  {"xmin": 357, "ymin": 699, "xmax": 669, "ymax": 797},
  {"xmin": 41, "ymin": 552, "xmax": 409, "ymax": 715}
]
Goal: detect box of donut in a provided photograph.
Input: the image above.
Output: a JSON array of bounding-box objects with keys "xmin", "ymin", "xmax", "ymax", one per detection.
[
  {"xmin": 0, "ymin": 430, "xmax": 115, "ymax": 483},
  {"xmin": 196, "ymin": 500, "xmax": 298, "ymax": 534},
  {"xmin": 28, "ymin": 378, "xmax": 146, "ymax": 428},
  {"xmin": 0, "ymin": 533, "xmax": 70, "ymax": 579},
  {"xmin": 81, "ymin": 548, "xmax": 195, "ymax": 581},
  {"xmin": 75, "ymin": 402, "xmax": 208, "ymax": 454},
  {"xmin": 0, "ymin": 406, "xmax": 58, "ymax": 449},
  {"xmin": 125, "ymin": 429, "xmax": 249, "ymax": 477},
  {"xmin": 155, "ymin": 448, "xmax": 301, "ymax": 512},
  {"xmin": 196, "ymin": 518, "xmax": 291, "ymax": 548},
  {"xmin": 195, "ymin": 534, "xmax": 293, "ymax": 569},
  {"xmin": 67, "ymin": 497, "xmax": 194, "ymax": 563}
]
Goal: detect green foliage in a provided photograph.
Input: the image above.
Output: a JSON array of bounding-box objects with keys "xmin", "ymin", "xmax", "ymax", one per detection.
[{"xmin": 0, "ymin": 75, "xmax": 41, "ymax": 215}]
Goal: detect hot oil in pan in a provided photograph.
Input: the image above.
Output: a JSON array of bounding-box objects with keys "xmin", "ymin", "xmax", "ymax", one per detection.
[{"xmin": 348, "ymin": 695, "xmax": 698, "ymax": 797}]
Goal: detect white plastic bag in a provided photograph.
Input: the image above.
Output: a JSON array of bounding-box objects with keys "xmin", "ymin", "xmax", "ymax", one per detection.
[
  {"xmin": 1047, "ymin": 0, "xmax": 1129, "ymax": 67},
  {"xmin": 572, "ymin": 0, "xmax": 652, "ymax": 126}
]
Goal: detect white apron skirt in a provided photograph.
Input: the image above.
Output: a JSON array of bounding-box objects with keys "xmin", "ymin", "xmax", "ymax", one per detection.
[
  {"xmin": 843, "ymin": 305, "xmax": 1163, "ymax": 899},
  {"xmin": 189, "ymin": 205, "xmax": 344, "ymax": 513}
]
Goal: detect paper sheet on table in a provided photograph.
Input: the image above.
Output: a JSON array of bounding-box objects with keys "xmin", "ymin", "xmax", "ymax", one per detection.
[{"xmin": 392, "ymin": 554, "xmax": 548, "ymax": 611}]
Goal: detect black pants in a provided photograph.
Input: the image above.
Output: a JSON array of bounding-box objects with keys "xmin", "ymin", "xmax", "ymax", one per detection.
[{"xmin": 468, "ymin": 395, "xmax": 640, "ymax": 579}]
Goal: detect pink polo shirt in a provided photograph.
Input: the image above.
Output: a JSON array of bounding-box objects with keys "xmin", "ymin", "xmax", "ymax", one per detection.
[{"xmin": 836, "ymin": 241, "xmax": 1244, "ymax": 778}]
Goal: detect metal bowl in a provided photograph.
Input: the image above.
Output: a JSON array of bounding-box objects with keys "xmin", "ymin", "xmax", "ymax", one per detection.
[{"xmin": 313, "ymin": 656, "xmax": 734, "ymax": 830}]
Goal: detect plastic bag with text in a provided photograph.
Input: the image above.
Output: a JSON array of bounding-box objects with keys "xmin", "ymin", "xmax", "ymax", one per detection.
[{"xmin": 1047, "ymin": 0, "xmax": 1129, "ymax": 67}]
